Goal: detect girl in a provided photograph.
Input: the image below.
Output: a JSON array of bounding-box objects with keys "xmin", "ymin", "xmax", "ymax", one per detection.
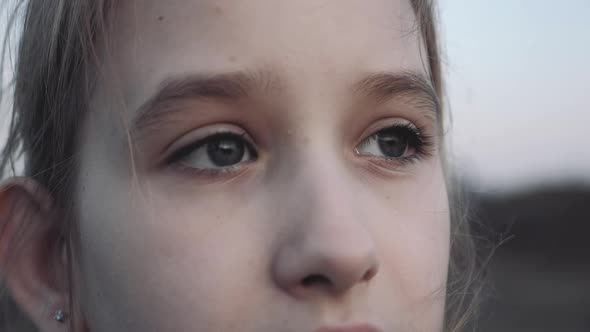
[{"xmin": 0, "ymin": 0, "xmax": 479, "ymax": 331}]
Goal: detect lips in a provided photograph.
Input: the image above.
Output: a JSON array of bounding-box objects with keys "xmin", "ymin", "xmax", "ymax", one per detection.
[{"xmin": 313, "ymin": 323, "xmax": 382, "ymax": 332}]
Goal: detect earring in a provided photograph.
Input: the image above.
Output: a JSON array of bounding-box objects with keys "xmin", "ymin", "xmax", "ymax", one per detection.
[{"xmin": 54, "ymin": 309, "xmax": 68, "ymax": 323}]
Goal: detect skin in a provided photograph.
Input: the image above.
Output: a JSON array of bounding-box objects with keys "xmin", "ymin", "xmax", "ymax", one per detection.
[{"xmin": 0, "ymin": 0, "xmax": 450, "ymax": 331}]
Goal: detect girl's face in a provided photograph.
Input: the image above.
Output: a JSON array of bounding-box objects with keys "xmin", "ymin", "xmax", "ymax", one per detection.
[{"xmin": 75, "ymin": 0, "xmax": 450, "ymax": 331}]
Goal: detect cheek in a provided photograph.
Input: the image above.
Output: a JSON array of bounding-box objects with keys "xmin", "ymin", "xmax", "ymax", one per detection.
[
  {"xmin": 364, "ymin": 165, "xmax": 450, "ymax": 324},
  {"xmin": 74, "ymin": 161, "xmax": 273, "ymax": 330}
]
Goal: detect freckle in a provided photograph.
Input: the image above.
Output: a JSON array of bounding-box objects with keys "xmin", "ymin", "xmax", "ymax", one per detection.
[
  {"xmin": 214, "ymin": 6, "xmax": 224, "ymax": 15},
  {"xmin": 302, "ymin": 136, "xmax": 310, "ymax": 146},
  {"xmin": 385, "ymin": 195, "xmax": 390, "ymax": 200},
  {"xmin": 229, "ymin": 55, "xmax": 237, "ymax": 63},
  {"xmin": 157, "ymin": 15, "xmax": 164, "ymax": 21}
]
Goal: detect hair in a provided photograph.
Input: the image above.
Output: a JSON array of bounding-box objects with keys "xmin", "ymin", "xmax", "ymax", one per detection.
[{"xmin": 0, "ymin": 0, "xmax": 482, "ymax": 331}]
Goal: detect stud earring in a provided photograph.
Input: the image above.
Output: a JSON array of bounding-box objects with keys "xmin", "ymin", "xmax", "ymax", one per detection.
[{"xmin": 54, "ymin": 309, "xmax": 68, "ymax": 323}]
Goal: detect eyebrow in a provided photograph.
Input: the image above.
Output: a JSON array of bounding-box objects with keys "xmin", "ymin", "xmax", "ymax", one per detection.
[
  {"xmin": 353, "ymin": 71, "xmax": 440, "ymax": 116},
  {"xmin": 131, "ymin": 69, "xmax": 439, "ymax": 135},
  {"xmin": 131, "ymin": 69, "xmax": 281, "ymax": 133}
]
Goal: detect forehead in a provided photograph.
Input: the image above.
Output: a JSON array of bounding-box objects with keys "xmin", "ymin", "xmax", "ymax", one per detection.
[{"xmin": 102, "ymin": 0, "xmax": 426, "ymax": 118}]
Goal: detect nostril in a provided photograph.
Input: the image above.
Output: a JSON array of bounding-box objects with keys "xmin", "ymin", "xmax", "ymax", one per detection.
[
  {"xmin": 362, "ymin": 266, "xmax": 378, "ymax": 281},
  {"xmin": 301, "ymin": 274, "xmax": 331, "ymax": 287}
]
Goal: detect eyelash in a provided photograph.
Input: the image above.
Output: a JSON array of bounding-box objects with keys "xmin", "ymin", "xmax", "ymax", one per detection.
[
  {"xmin": 164, "ymin": 123, "xmax": 435, "ymax": 178},
  {"xmin": 165, "ymin": 131, "xmax": 258, "ymax": 177},
  {"xmin": 356, "ymin": 122, "xmax": 435, "ymax": 168}
]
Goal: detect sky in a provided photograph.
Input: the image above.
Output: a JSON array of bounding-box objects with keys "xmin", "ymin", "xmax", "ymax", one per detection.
[
  {"xmin": 439, "ymin": 0, "xmax": 590, "ymax": 188},
  {"xmin": 0, "ymin": 1, "xmax": 588, "ymax": 189}
]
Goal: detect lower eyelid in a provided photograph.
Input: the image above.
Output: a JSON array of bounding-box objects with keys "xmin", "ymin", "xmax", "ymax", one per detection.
[{"xmin": 359, "ymin": 158, "xmax": 415, "ymax": 179}]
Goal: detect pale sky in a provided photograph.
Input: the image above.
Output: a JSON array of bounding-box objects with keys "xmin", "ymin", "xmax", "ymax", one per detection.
[
  {"xmin": 439, "ymin": 0, "xmax": 590, "ymax": 188},
  {"xmin": 1, "ymin": 1, "xmax": 589, "ymax": 189}
]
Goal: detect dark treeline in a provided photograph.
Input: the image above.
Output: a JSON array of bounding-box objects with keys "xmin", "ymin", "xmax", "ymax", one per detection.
[{"xmin": 470, "ymin": 182, "xmax": 590, "ymax": 332}]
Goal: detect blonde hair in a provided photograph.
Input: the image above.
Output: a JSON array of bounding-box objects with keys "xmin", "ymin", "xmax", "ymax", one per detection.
[{"xmin": 0, "ymin": 0, "xmax": 482, "ymax": 331}]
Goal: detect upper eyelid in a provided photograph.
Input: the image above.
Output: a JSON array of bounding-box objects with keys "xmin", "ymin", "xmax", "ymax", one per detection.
[
  {"xmin": 163, "ymin": 127, "xmax": 254, "ymax": 163},
  {"xmin": 358, "ymin": 124, "xmax": 423, "ymax": 149},
  {"xmin": 130, "ymin": 69, "xmax": 438, "ymax": 141},
  {"xmin": 355, "ymin": 118, "xmax": 418, "ymax": 143},
  {"xmin": 163, "ymin": 120, "xmax": 426, "ymax": 161},
  {"xmin": 131, "ymin": 69, "xmax": 282, "ymax": 136}
]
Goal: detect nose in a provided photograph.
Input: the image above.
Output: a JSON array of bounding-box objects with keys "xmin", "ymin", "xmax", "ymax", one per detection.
[{"xmin": 271, "ymin": 163, "xmax": 380, "ymax": 298}]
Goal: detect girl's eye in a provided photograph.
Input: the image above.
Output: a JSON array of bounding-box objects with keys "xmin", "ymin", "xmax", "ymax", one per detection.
[
  {"xmin": 356, "ymin": 123, "xmax": 429, "ymax": 161},
  {"xmin": 167, "ymin": 132, "xmax": 258, "ymax": 172}
]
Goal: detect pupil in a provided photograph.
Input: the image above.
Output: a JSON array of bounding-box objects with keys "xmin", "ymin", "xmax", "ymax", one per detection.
[
  {"xmin": 377, "ymin": 129, "xmax": 408, "ymax": 158},
  {"xmin": 207, "ymin": 137, "xmax": 245, "ymax": 167}
]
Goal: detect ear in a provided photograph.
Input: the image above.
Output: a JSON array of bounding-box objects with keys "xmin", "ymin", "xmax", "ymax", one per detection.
[{"xmin": 0, "ymin": 178, "xmax": 70, "ymax": 332}]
